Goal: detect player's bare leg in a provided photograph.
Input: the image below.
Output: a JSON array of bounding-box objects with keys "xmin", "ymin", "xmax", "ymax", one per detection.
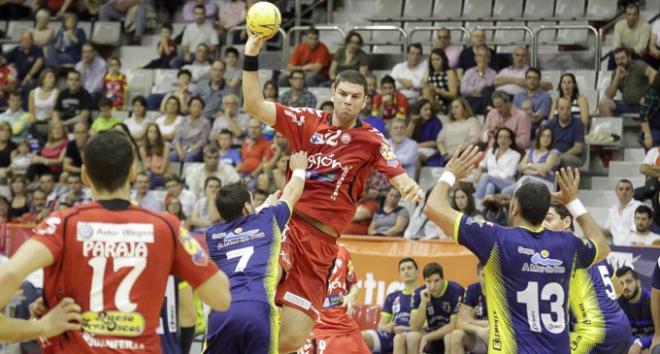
[
  {"xmin": 393, "ymin": 333, "xmax": 408, "ymax": 354},
  {"xmin": 405, "ymin": 331, "xmax": 423, "ymax": 354},
  {"xmin": 279, "ymin": 306, "xmax": 315, "ymax": 352},
  {"xmin": 449, "ymin": 329, "xmax": 475, "ymax": 354}
]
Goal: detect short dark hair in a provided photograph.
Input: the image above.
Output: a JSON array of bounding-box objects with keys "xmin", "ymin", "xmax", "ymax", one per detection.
[
  {"xmin": 617, "ymin": 179, "xmax": 634, "ymax": 189},
  {"xmin": 164, "ymin": 174, "xmax": 183, "ymax": 186},
  {"xmin": 98, "ymin": 96, "xmax": 112, "ymax": 109},
  {"xmin": 408, "ymin": 43, "xmax": 423, "ymax": 55},
  {"xmin": 344, "ymin": 31, "xmax": 363, "ymax": 46},
  {"xmin": 289, "ymin": 69, "xmax": 305, "ymax": 79},
  {"xmin": 635, "ymin": 205, "xmax": 653, "ymax": 218},
  {"xmin": 615, "ymin": 265, "xmax": 638, "ymax": 279},
  {"xmin": 380, "ymin": 75, "xmax": 396, "ymax": 88},
  {"xmin": 161, "ymin": 23, "xmax": 173, "ymax": 32},
  {"xmin": 108, "ymin": 56, "xmax": 121, "ymax": 66},
  {"xmin": 334, "ymin": 70, "xmax": 368, "ymax": 96},
  {"xmin": 193, "ymin": 4, "xmax": 206, "ymax": 13},
  {"xmin": 177, "ymin": 69, "xmax": 192, "ymax": 79},
  {"xmin": 513, "ymin": 182, "xmax": 551, "ymax": 226},
  {"xmin": 398, "ymin": 257, "xmax": 418, "ymax": 270},
  {"xmin": 204, "ymin": 176, "xmax": 221, "ymax": 189},
  {"xmin": 68, "ymin": 70, "xmax": 81, "ymax": 79},
  {"xmin": 548, "ymin": 202, "xmax": 573, "ymax": 231},
  {"xmin": 319, "ymin": 101, "xmax": 333, "ymax": 110},
  {"xmin": 6, "ymin": 89, "xmax": 20, "ymax": 99},
  {"xmin": 613, "ymin": 47, "xmax": 630, "ymax": 57},
  {"xmin": 525, "ymin": 67, "xmax": 541, "ymax": 78},
  {"xmin": 305, "ymin": 27, "xmax": 319, "ymax": 37},
  {"xmin": 132, "ymin": 95, "xmax": 147, "ymax": 107},
  {"xmin": 224, "ymin": 46, "xmax": 239, "ymax": 57},
  {"xmin": 83, "ymin": 130, "xmax": 134, "ymax": 192},
  {"xmin": 216, "ymin": 182, "xmax": 251, "ymax": 221},
  {"xmin": 423, "ymin": 262, "xmax": 444, "ymax": 279},
  {"xmin": 218, "ymin": 129, "xmax": 233, "ymax": 137},
  {"xmin": 189, "ymin": 96, "xmax": 205, "ymax": 109}
]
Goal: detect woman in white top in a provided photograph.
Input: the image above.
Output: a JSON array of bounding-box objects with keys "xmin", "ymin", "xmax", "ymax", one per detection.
[
  {"xmin": 474, "ymin": 127, "xmax": 522, "ymax": 201},
  {"xmin": 436, "ymin": 98, "xmax": 482, "ymax": 161},
  {"xmin": 28, "ymin": 68, "xmax": 59, "ymax": 124},
  {"xmin": 155, "ymin": 96, "xmax": 184, "ymax": 145},
  {"xmin": 124, "ymin": 96, "xmax": 152, "ymax": 142}
]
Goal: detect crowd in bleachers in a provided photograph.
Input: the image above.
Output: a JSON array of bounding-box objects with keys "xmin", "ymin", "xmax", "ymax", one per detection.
[{"xmin": 0, "ymin": 0, "xmax": 659, "ymax": 249}]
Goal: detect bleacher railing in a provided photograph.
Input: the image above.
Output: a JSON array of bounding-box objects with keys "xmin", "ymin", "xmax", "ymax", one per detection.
[
  {"xmin": 533, "ymin": 24, "xmax": 601, "ymax": 76},
  {"xmin": 407, "ymin": 26, "xmax": 471, "ymax": 47},
  {"xmin": 464, "ymin": 25, "xmax": 535, "ymax": 62},
  {"xmin": 351, "ymin": 25, "xmax": 409, "ymax": 55}
]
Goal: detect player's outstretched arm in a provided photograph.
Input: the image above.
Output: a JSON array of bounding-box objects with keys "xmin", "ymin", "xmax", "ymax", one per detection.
[
  {"xmin": 390, "ymin": 173, "xmax": 424, "ymax": 203},
  {"xmin": 197, "ymin": 271, "xmax": 231, "ymax": 311},
  {"xmin": 424, "ymin": 146, "xmax": 481, "ymax": 238},
  {"xmin": 553, "ymin": 168, "xmax": 610, "ymax": 263},
  {"xmin": 243, "ymin": 31, "xmax": 277, "ymax": 127},
  {"xmin": 279, "ymin": 151, "xmax": 308, "ymax": 208},
  {"xmin": 0, "ymin": 297, "xmax": 82, "ymax": 342}
]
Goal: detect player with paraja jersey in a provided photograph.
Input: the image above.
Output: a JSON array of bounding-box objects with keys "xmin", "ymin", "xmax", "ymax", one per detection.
[
  {"xmin": 242, "ymin": 32, "xmax": 423, "ymax": 351},
  {"xmin": 362, "ymin": 257, "xmax": 419, "ymax": 354},
  {"xmin": 0, "ymin": 130, "xmax": 231, "ymax": 353},
  {"xmin": 424, "ymin": 146, "xmax": 610, "ymax": 354},
  {"xmin": 542, "ymin": 203, "xmax": 632, "ymax": 354},
  {"xmin": 204, "ymin": 151, "xmax": 308, "ymax": 354},
  {"xmin": 407, "ymin": 262, "xmax": 464, "ymax": 354},
  {"xmin": 446, "ymin": 263, "xmax": 489, "ymax": 354},
  {"xmin": 298, "ymin": 244, "xmax": 370, "ymax": 354}
]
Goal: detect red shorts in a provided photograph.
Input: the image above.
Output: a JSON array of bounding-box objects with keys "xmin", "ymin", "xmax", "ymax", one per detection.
[
  {"xmin": 298, "ymin": 331, "xmax": 371, "ymax": 354},
  {"xmin": 275, "ymin": 213, "xmax": 338, "ymax": 320}
]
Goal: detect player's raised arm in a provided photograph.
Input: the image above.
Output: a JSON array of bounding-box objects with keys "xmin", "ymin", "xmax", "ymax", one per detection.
[
  {"xmin": 553, "ymin": 168, "xmax": 610, "ymax": 263},
  {"xmin": 279, "ymin": 151, "xmax": 308, "ymax": 208},
  {"xmin": 243, "ymin": 31, "xmax": 277, "ymax": 127},
  {"xmin": 389, "ymin": 173, "xmax": 424, "ymax": 203},
  {"xmin": 423, "ymin": 145, "xmax": 481, "ymax": 238}
]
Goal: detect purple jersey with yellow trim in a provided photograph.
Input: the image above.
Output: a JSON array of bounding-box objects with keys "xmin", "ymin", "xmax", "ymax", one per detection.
[
  {"xmin": 463, "ymin": 282, "xmax": 487, "ymax": 321},
  {"xmin": 411, "ymin": 281, "xmax": 464, "ymax": 331},
  {"xmin": 382, "ymin": 289, "xmax": 415, "ymax": 327},
  {"xmin": 453, "ymin": 215, "xmax": 597, "ymax": 354}
]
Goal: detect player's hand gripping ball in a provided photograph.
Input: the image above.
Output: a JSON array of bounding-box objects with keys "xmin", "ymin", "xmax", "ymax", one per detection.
[{"xmin": 246, "ymin": 2, "xmax": 282, "ymax": 38}]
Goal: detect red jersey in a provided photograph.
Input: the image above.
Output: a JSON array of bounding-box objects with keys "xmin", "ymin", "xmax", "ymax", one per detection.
[
  {"xmin": 274, "ymin": 103, "xmax": 405, "ymax": 234},
  {"xmin": 313, "ymin": 245, "xmax": 360, "ymax": 336},
  {"xmin": 104, "ymin": 72, "xmax": 127, "ymax": 110},
  {"xmin": 31, "ymin": 200, "xmax": 218, "ymax": 353},
  {"xmin": 371, "ymin": 91, "xmax": 409, "ymax": 120}
]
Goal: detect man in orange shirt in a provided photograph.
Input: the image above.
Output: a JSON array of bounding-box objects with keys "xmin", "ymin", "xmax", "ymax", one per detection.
[
  {"xmin": 238, "ymin": 118, "xmax": 274, "ymax": 177},
  {"xmin": 279, "ymin": 28, "xmax": 332, "ymax": 87}
]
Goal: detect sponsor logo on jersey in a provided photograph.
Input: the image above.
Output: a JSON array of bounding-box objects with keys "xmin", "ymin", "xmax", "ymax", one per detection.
[
  {"xmin": 380, "ymin": 143, "xmax": 399, "ymax": 168},
  {"xmin": 284, "ymin": 291, "xmax": 312, "ymax": 310},
  {"xmin": 310, "ymin": 130, "xmax": 345, "ymax": 146},
  {"xmin": 308, "ymin": 152, "xmax": 342, "ymax": 170},
  {"xmin": 76, "ymin": 222, "xmax": 155, "ymax": 243},
  {"xmin": 517, "ymin": 246, "xmax": 535, "ymax": 256},
  {"xmin": 340, "ymin": 133, "xmax": 351, "ymax": 144},
  {"xmin": 82, "ymin": 332, "xmax": 145, "ymax": 350},
  {"xmin": 82, "ymin": 311, "xmax": 146, "ymax": 337},
  {"xmin": 179, "ymin": 228, "xmax": 209, "ymax": 266},
  {"xmin": 522, "ymin": 251, "xmax": 566, "ymax": 274},
  {"xmin": 210, "ymin": 228, "xmax": 266, "ymax": 248}
]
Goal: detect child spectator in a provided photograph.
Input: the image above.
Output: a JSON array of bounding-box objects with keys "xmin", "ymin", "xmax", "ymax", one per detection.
[
  {"xmin": 103, "ymin": 57, "xmax": 128, "ymax": 110},
  {"xmin": 90, "ymin": 97, "xmax": 122, "ymax": 135},
  {"xmin": 143, "ymin": 24, "xmax": 177, "ymax": 69},
  {"xmin": 9, "ymin": 140, "xmax": 33, "ymax": 176}
]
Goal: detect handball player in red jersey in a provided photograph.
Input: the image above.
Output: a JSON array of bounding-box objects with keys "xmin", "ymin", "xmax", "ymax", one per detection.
[
  {"xmin": 242, "ymin": 31, "xmax": 423, "ymax": 351},
  {"xmin": 0, "ymin": 130, "xmax": 231, "ymax": 353},
  {"xmin": 298, "ymin": 244, "xmax": 370, "ymax": 354}
]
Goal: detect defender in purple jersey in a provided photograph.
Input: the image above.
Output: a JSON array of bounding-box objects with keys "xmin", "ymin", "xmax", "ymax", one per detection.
[
  {"xmin": 424, "ymin": 146, "xmax": 610, "ymax": 354},
  {"xmin": 204, "ymin": 152, "xmax": 308, "ymax": 354},
  {"xmin": 446, "ymin": 263, "xmax": 489, "ymax": 354}
]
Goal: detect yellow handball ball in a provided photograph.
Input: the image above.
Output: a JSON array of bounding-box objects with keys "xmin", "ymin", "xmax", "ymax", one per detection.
[{"xmin": 246, "ymin": 2, "xmax": 282, "ymax": 38}]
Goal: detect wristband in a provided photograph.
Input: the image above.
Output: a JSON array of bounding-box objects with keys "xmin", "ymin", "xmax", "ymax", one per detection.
[
  {"xmin": 292, "ymin": 169, "xmax": 306, "ymax": 180},
  {"xmin": 438, "ymin": 171, "xmax": 456, "ymax": 187},
  {"xmin": 566, "ymin": 199, "xmax": 587, "ymax": 218},
  {"xmin": 243, "ymin": 55, "xmax": 259, "ymax": 71}
]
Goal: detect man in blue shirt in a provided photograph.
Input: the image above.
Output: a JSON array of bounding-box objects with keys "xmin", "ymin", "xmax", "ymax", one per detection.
[
  {"xmin": 616, "ymin": 266, "xmax": 654, "ymax": 353},
  {"xmin": 5, "ymin": 31, "xmax": 43, "ymax": 87},
  {"xmin": 544, "ymin": 97, "xmax": 586, "ymax": 168},
  {"xmin": 513, "ymin": 68, "xmax": 552, "ymax": 129}
]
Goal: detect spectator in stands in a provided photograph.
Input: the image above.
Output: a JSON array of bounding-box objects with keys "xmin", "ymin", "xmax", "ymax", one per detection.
[
  {"xmin": 407, "ymin": 99, "xmax": 441, "ymax": 167},
  {"xmin": 423, "ymin": 48, "xmax": 458, "ymax": 112},
  {"xmin": 57, "ymin": 173, "xmax": 91, "ymax": 206},
  {"xmin": 156, "ymin": 96, "xmax": 184, "ymax": 144},
  {"xmin": 27, "ymin": 68, "xmax": 58, "ymax": 136},
  {"xmin": 90, "ymin": 97, "xmax": 121, "ymax": 135},
  {"xmin": 0, "ymin": 53, "xmax": 18, "ymax": 108},
  {"xmin": 544, "ymin": 96, "xmax": 585, "ymax": 168},
  {"xmin": 190, "ymin": 176, "xmax": 222, "ymax": 233},
  {"xmin": 252, "ymin": 189, "xmax": 268, "ymax": 208},
  {"xmin": 170, "ymin": 96, "xmax": 210, "ymax": 162},
  {"xmin": 501, "ymin": 126, "xmax": 559, "ymax": 197},
  {"xmin": 130, "ymin": 172, "xmax": 163, "ymax": 212},
  {"xmin": 474, "ymin": 127, "xmax": 522, "ymax": 202},
  {"xmin": 452, "ymin": 183, "xmax": 484, "ymax": 220},
  {"xmin": 31, "ymin": 8, "xmax": 55, "ymax": 48},
  {"xmin": 103, "ymin": 56, "xmax": 127, "ymax": 110},
  {"xmin": 75, "ymin": 42, "xmax": 106, "ymax": 104},
  {"xmin": 0, "ymin": 90, "xmax": 28, "ymax": 143},
  {"xmin": 609, "ymin": 2, "xmax": 650, "ymax": 69},
  {"xmin": 173, "ymin": 4, "xmax": 219, "ymax": 68},
  {"xmin": 183, "ymin": 44, "xmax": 212, "ymax": 85},
  {"xmin": 47, "ymin": 12, "xmax": 87, "ymax": 67},
  {"xmin": 223, "ymin": 47, "xmax": 242, "ymax": 93},
  {"xmin": 606, "ymin": 179, "xmax": 643, "ymax": 246},
  {"xmin": 389, "ymin": 118, "xmax": 417, "ymax": 178},
  {"xmin": 194, "ymin": 59, "xmax": 231, "ymax": 117},
  {"xmin": 16, "ymin": 188, "xmax": 49, "ymax": 223},
  {"xmin": 210, "ymin": 94, "xmax": 249, "ymax": 142},
  {"xmin": 0, "ymin": 122, "xmax": 15, "ymax": 180},
  {"xmin": 366, "ymin": 74, "xmax": 378, "ymax": 98},
  {"xmin": 481, "ymin": 90, "xmax": 531, "ymax": 149},
  {"xmin": 164, "ymin": 174, "xmax": 197, "ymax": 218},
  {"xmin": 616, "ymin": 266, "xmax": 655, "ymax": 353},
  {"xmin": 78, "ymin": 0, "xmax": 102, "ymax": 20},
  {"xmin": 458, "ymin": 29, "xmax": 497, "ymax": 72},
  {"xmin": 27, "ymin": 121, "xmax": 67, "ymax": 181},
  {"xmin": 262, "ymin": 80, "xmax": 279, "ymax": 102},
  {"xmin": 9, "ymin": 174, "xmax": 29, "ymax": 217},
  {"xmin": 165, "ymin": 196, "xmax": 187, "ymax": 227},
  {"xmin": 0, "ymin": 195, "xmax": 9, "ymax": 222},
  {"xmin": 281, "ymin": 27, "xmax": 332, "ymax": 87},
  {"xmin": 238, "ymin": 119, "xmax": 273, "ymax": 177},
  {"xmin": 6, "ymin": 31, "xmax": 44, "ymax": 88},
  {"xmin": 368, "ymin": 188, "xmax": 409, "ymax": 237},
  {"xmin": 493, "ymin": 47, "xmax": 530, "ymax": 97},
  {"xmin": 99, "ymin": 0, "xmax": 149, "ymax": 45},
  {"xmin": 38, "ymin": 172, "xmax": 58, "ymax": 209},
  {"xmin": 405, "ymin": 189, "xmax": 444, "ymax": 240},
  {"xmin": 124, "ymin": 96, "xmax": 151, "ymax": 142},
  {"xmin": 636, "ymin": 142, "xmax": 660, "ymax": 222},
  {"xmin": 256, "ymin": 153, "xmax": 288, "ymax": 194},
  {"xmin": 372, "ymin": 75, "xmax": 409, "ymax": 120},
  {"xmin": 550, "ymin": 72, "xmax": 590, "ymax": 128},
  {"xmin": 344, "ymin": 188, "xmax": 379, "ymax": 235},
  {"xmin": 158, "ymin": 69, "xmax": 193, "ymax": 114},
  {"xmin": 279, "ymin": 69, "xmax": 317, "ymax": 108},
  {"xmin": 437, "ymin": 98, "xmax": 482, "ymax": 161},
  {"xmin": 600, "ymin": 47, "xmax": 657, "ymax": 117},
  {"xmin": 319, "ymin": 101, "xmax": 333, "ymax": 113},
  {"xmin": 9, "ymin": 140, "xmax": 33, "ymax": 176},
  {"xmin": 390, "ymin": 43, "xmax": 426, "ymax": 101},
  {"xmin": 140, "ymin": 123, "xmax": 170, "ymax": 188},
  {"xmin": 359, "ymin": 95, "xmax": 386, "ymax": 136},
  {"xmin": 629, "ymin": 205, "xmax": 660, "ymax": 246},
  {"xmin": 513, "ymin": 68, "xmax": 552, "ymax": 130},
  {"xmin": 144, "ymin": 24, "xmax": 177, "ymax": 69},
  {"xmin": 63, "ymin": 122, "xmax": 88, "ymax": 174},
  {"xmin": 647, "ymin": 18, "xmax": 660, "ymax": 68},
  {"xmin": 432, "ymin": 28, "xmax": 461, "ymax": 69},
  {"xmin": 0, "ymin": 0, "xmax": 29, "ymax": 19},
  {"xmin": 183, "ymin": 0, "xmax": 217, "ymax": 23},
  {"xmin": 461, "ymin": 46, "xmax": 496, "ymax": 115},
  {"xmin": 216, "ymin": 130, "xmax": 240, "ymax": 167},
  {"xmin": 217, "ymin": 0, "xmax": 247, "ymax": 44},
  {"xmin": 329, "ymin": 31, "xmax": 369, "ymax": 80}
]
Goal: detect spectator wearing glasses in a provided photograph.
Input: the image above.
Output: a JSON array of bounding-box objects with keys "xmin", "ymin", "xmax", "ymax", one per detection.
[
  {"xmin": 432, "ymin": 28, "xmax": 462, "ymax": 69},
  {"xmin": 280, "ymin": 27, "xmax": 332, "ymax": 87},
  {"xmin": 481, "ymin": 90, "xmax": 531, "ymax": 149},
  {"xmin": 279, "ymin": 69, "xmax": 317, "ymax": 108},
  {"xmin": 461, "ymin": 46, "xmax": 497, "ymax": 115},
  {"xmin": 194, "ymin": 59, "xmax": 232, "ymax": 118},
  {"xmin": 329, "ymin": 31, "xmax": 369, "ymax": 80},
  {"xmin": 513, "ymin": 68, "xmax": 552, "ymax": 130}
]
